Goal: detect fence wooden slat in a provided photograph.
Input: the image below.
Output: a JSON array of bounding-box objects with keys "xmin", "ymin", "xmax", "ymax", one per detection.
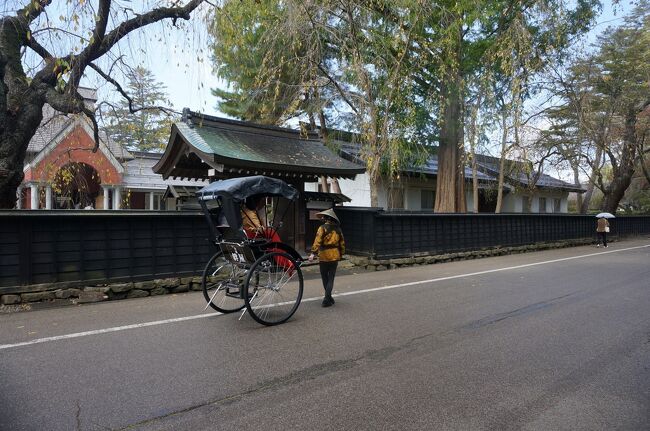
[
  {"xmin": 0, "ymin": 212, "xmax": 213, "ymax": 288},
  {"xmin": 2, "ymin": 210, "xmax": 650, "ymax": 288},
  {"xmin": 336, "ymin": 208, "xmax": 650, "ymax": 259}
]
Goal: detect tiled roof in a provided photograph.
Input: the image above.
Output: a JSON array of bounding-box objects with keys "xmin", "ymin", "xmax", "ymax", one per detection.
[
  {"xmin": 474, "ymin": 154, "xmax": 584, "ymax": 192},
  {"xmin": 337, "ymin": 142, "xmax": 495, "ymax": 182},
  {"xmin": 153, "ymin": 111, "xmax": 366, "ymax": 180},
  {"xmin": 181, "ymin": 116, "xmax": 364, "ymax": 173},
  {"xmin": 303, "ymin": 191, "xmax": 351, "ymax": 203},
  {"xmin": 338, "ymin": 142, "xmax": 583, "ymax": 192}
]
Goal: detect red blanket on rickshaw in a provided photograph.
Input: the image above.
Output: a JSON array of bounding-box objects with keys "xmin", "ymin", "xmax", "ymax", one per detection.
[{"xmin": 244, "ymin": 227, "xmax": 295, "ymax": 271}]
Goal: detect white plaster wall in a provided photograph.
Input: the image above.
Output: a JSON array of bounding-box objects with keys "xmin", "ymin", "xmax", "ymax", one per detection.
[
  {"xmin": 528, "ymin": 191, "xmax": 570, "ymax": 213},
  {"xmin": 530, "ymin": 196, "xmax": 539, "ymax": 213},
  {"xmin": 402, "ymin": 177, "xmax": 435, "ymax": 210},
  {"xmin": 512, "ymin": 194, "xmax": 524, "ymax": 213},
  {"xmin": 306, "ymin": 175, "xmax": 372, "ymax": 207},
  {"xmin": 304, "ymin": 182, "xmax": 318, "ymax": 192},
  {"xmin": 405, "ymin": 188, "xmax": 422, "ymax": 210},
  {"xmin": 501, "ymin": 193, "xmax": 518, "ymax": 212},
  {"xmin": 329, "ymin": 174, "xmax": 573, "ymax": 214},
  {"xmin": 465, "ymin": 189, "xmax": 474, "ymax": 213},
  {"xmin": 376, "ymin": 179, "xmax": 390, "ymax": 209},
  {"xmin": 338, "ymin": 174, "xmax": 372, "ymax": 207}
]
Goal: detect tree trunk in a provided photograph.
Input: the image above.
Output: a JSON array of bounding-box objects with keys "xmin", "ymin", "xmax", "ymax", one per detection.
[
  {"xmin": 573, "ymin": 165, "xmax": 583, "ymax": 212},
  {"xmin": 580, "ymin": 146, "xmax": 602, "ymax": 213},
  {"xmin": 0, "ymin": 96, "xmax": 44, "ymax": 209},
  {"xmin": 495, "ymin": 156, "xmax": 507, "ymax": 213},
  {"xmin": 524, "ymin": 196, "xmax": 532, "ymax": 213},
  {"xmin": 471, "ymin": 156, "xmax": 479, "ymax": 213},
  {"xmin": 1, "ymin": 13, "xmax": 49, "ymax": 209},
  {"xmin": 468, "ymin": 93, "xmax": 481, "ymax": 214},
  {"xmin": 495, "ymin": 109, "xmax": 508, "ymax": 213},
  {"xmin": 0, "ymin": 136, "xmax": 26, "ymax": 208},
  {"xmin": 435, "ymin": 64, "xmax": 466, "ymax": 213},
  {"xmin": 369, "ymin": 174, "xmax": 379, "ymax": 207},
  {"xmin": 601, "ymin": 172, "xmax": 634, "ymax": 213},
  {"xmin": 601, "ymin": 109, "xmax": 638, "ymax": 213}
]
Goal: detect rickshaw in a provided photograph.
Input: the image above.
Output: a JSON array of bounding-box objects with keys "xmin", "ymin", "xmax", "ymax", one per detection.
[{"xmin": 197, "ymin": 176, "xmax": 304, "ymax": 326}]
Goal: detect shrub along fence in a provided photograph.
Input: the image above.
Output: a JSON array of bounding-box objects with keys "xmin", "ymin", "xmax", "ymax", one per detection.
[{"xmin": 335, "ymin": 207, "xmax": 650, "ymax": 259}]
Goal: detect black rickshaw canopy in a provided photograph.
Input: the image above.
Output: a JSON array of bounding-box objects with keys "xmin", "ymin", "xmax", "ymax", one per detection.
[
  {"xmin": 197, "ymin": 176, "xmax": 300, "ymax": 241},
  {"xmin": 196, "ymin": 175, "xmax": 299, "ymax": 203}
]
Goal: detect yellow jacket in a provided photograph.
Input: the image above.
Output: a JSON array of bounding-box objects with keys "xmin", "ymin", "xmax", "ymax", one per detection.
[
  {"xmin": 242, "ymin": 207, "xmax": 262, "ymax": 234},
  {"xmin": 311, "ymin": 222, "xmax": 345, "ymax": 262}
]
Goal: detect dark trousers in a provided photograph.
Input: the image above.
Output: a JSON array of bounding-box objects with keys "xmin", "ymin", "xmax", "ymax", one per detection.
[
  {"xmin": 319, "ymin": 261, "xmax": 338, "ymax": 298},
  {"xmin": 598, "ymin": 232, "xmax": 608, "ymax": 247}
]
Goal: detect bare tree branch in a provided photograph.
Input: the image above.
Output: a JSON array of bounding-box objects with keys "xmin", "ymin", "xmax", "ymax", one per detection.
[
  {"xmin": 82, "ymin": 105, "xmax": 101, "ymax": 153},
  {"xmin": 17, "ymin": 0, "xmax": 52, "ymax": 23},
  {"xmin": 69, "ymin": 0, "xmax": 205, "ymax": 90},
  {"xmin": 316, "ymin": 63, "xmax": 359, "ymax": 115}
]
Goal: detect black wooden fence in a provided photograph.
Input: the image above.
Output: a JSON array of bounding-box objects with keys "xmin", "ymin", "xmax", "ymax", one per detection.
[
  {"xmin": 2, "ymin": 209, "xmax": 650, "ymax": 289},
  {"xmin": 0, "ymin": 211, "xmax": 214, "ymax": 291},
  {"xmin": 335, "ymin": 207, "xmax": 650, "ymax": 259}
]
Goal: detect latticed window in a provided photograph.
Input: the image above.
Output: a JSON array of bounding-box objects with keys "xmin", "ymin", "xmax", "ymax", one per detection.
[{"xmin": 421, "ymin": 190, "xmax": 435, "ymax": 210}]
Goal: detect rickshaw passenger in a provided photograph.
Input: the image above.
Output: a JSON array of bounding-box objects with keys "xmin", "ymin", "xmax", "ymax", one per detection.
[{"xmin": 241, "ymin": 197, "xmax": 265, "ymax": 238}]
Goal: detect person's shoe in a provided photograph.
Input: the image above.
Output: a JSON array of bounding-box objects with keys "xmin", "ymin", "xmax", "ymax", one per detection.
[
  {"xmin": 322, "ymin": 297, "xmax": 334, "ymax": 307},
  {"xmin": 597, "ymin": 244, "xmax": 600, "ymax": 247},
  {"xmin": 604, "ymin": 245, "xmax": 608, "ymax": 248},
  {"xmin": 328, "ymin": 296, "xmax": 335, "ymax": 304}
]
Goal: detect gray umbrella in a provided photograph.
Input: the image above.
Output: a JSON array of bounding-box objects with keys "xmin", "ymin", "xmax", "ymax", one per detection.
[{"xmin": 595, "ymin": 212, "xmax": 615, "ymax": 218}]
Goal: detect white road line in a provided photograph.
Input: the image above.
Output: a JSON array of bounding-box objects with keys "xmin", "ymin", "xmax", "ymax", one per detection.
[
  {"xmin": 335, "ymin": 244, "xmax": 650, "ymax": 297},
  {"xmin": 0, "ymin": 313, "xmax": 218, "ymax": 350},
  {"xmin": 1, "ymin": 244, "xmax": 648, "ymax": 350}
]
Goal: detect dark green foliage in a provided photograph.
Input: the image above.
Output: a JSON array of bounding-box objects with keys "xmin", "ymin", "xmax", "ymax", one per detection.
[{"xmin": 102, "ymin": 67, "xmax": 176, "ymax": 152}]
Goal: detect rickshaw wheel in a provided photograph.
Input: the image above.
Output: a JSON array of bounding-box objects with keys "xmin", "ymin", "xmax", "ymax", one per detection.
[
  {"xmin": 244, "ymin": 252, "xmax": 303, "ymax": 326},
  {"xmin": 202, "ymin": 252, "xmax": 246, "ymax": 313}
]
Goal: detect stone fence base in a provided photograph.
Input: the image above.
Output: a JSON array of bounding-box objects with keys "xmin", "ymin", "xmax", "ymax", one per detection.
[
  {"xmin": 0, "ymin": 276, "xmax": 205, "ymax": 310},
  {"xmin": 0, "ymin": 238, "xmax": 594, "ymax": 311},
  {"xmin": 346, "ymin": 238, "xmax": 594, "ymax": 271}
]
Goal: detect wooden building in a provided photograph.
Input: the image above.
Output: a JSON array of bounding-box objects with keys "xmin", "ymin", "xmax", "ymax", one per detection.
[{"xmin": 153, "ymin": 110, "xmax": 365, "ymax": 252}]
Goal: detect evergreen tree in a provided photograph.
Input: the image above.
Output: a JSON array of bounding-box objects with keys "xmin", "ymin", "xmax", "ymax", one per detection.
[
  {"xmin": 544, "ymin": 2, "xmax": 650, "ymax": 213},
  {"xmin": 209, "ymin": 0, "xmax": 600, "ymax": 210},
  {"xmin": 102, "ymin": 67, "xmax": 175, "ymax": 152}
]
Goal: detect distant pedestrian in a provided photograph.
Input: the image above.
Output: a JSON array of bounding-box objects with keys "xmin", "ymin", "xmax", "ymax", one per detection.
[
  {"xmin": 309, "ymin": 208, "xmax": 345, "ymax": 307},
  {"xmin": 596, "ymin": 216, "xmax": 610, "ymax": 247}
]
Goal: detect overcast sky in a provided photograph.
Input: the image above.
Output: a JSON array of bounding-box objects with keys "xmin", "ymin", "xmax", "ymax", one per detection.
[{"xmin": 83, "ymin": 3, "xmax": 223, "ymax": 117}]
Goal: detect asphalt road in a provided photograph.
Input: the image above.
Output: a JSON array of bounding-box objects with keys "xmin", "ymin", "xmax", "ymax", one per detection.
[{"xmin": 1, "ymin": 239, "xmax": 649, "ymax": 431}]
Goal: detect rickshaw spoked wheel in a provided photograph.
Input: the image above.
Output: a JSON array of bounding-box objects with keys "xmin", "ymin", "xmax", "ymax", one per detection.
[
  {"xmin": 202, "ymin": 252, "xmax": 246, "ymax": 313},
  {"xmin": 244, "ymin": 252, "xmax": 303, "ymax": 326}
]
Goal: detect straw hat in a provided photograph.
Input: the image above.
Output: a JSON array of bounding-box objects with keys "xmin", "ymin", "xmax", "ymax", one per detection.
[{"xmin": 316, "ymin": 208, "xmax": 340, "ymax": 224}]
